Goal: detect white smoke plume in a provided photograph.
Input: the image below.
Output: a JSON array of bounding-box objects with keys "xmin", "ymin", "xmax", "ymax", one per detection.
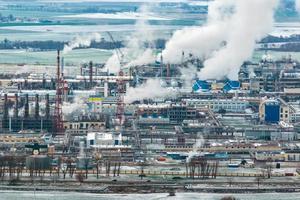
[
  {"xmin": 63, "ymin": 33, "xmax": 102, "ymax": 54},
  {"xmin": 186, "ymin": 132, "xmax": 204, "ymax": 163},
  {"xmin": 62, "ymin": 96, "xmax": 88, "ymax": 116},
  {"xmin": 124, "ymin": 79, "xmax": 175, "ymax": 103},
  {"xmin": 125, "ymin": 49, "xmax": 156, "ymax": 67},
  {"xmin": 199, "ymin": 0, "xmax": 279, "ymax": 80},
  {"xmin": 180, "ymin": 64, "xmax": 198, "ymax": 88},
  {"xmin": 296, "ymin": 0, "xmax": 300, "ymax": 13},
  {"xmin": 105, "ymin": 53, "xmax": 121, "ymax": 74},
  {"xmin": 162, "ymin": 0, "xmax": 279, "ymax": 80},
  {"xmin": 104, "ymin": 4, "xmax": 157, "ymax": 73},
  {"xmin": 162, "ymin": 0, "xmax": 235, "ymax": 63}
]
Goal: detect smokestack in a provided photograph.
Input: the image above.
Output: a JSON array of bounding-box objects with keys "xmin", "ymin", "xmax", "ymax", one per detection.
[
  {"xmin": 14, "ymin": 93, "xmax": 18, "ymax": 118},
  {"xmin": 42, "ymin": 77, "xmax": 46, "ymax": 89},
  {"xmin": 57, "ymin": 50, "xmax": 61, "ymax": 82},
  {"xmin": 89, "ymin": 61, "xmax": 93, "ymax": 87},
  {"xmin": 45, "ymin": 94, "xmax": 50, "ymax": 119},
  {"xmin": 3, "ymin": 94, "xmax": 8, "ymax": 120},
  {"xmin": 160, "ymin": 54, "xmax": 163, "ymax": 78},
  {"xmin": 35, "ymin": 94, "xmax": 39, "ymax": 119},
  {"xmin": 24, "ymin": 94, "xmax": 29, "ymax": 118},
  {"xmin": 61, "ymin": 57, "xmax": 64, "ymax": 78}
]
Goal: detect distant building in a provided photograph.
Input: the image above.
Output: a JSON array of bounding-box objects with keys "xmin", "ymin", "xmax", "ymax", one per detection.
[
  {"xmin": 86, "ymin": 132, "xmax": 123, "ymax": 148},
  {"xmin": 192, "ymin": 80, "xmax": 211, "ymax": 92},
  {"xmin": 259, "ymin": 98, "xmax": 295, "ymax": 123},
  {"xmin": 223, "ymin": 80, "xmax": 240, "ymax": 92},
  {"xmin": 184, "ymin": 99, "xmax": 249, "ymax": 113}
]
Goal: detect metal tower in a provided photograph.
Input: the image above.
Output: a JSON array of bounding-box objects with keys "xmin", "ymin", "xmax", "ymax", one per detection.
[
  {"xmin": 116, "ymin": 70, "xmax": 126, "ymax": 126},
  {"xmin": 54, "ymin": 50, "xmax": 64, "ymax": 134}
]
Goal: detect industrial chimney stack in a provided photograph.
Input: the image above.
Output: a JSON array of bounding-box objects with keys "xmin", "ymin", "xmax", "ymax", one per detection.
[
  {"xmin": 3, "ymin": 94, "xmax": 8, "ymax": 120},
  {"xmin": 89, "ymin": 61, "xmax": 93, "ymax": 88},
  {"xmin": 14, "ymin": 93, "xmax": 18, "ymax": 118},
  {"xmin": 35, "ymin": 94, "xmax": 39, "ymax": 119},
  {"xmin": 24, "ymin": 94, "xmax": 29, "ymax": 118},
  {"xmin": 45, "ymin": 94, "xmax": 50, "ymax": 119}
]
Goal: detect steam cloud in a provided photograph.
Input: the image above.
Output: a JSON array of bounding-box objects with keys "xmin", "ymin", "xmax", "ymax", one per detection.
[
  {"xmin": 62, "ymin": 96, "xmax": 88, "ymax": 117},
  {"xmin": 200, "ymin": 0, "xmax": 279, "ymax": 80},
  {"xmin": 124, "ymin": 79, "xmax": 175, "ymax": 103},
  {"xmin": 104, "ymin": 4, "xmax": 157, "ymax": 73},
  {"xmin": 296, "ymin": 0, "xmax": 300, "ymax": 13},
  {"xmin": 162, "ymin": 0, "xmax": 279, "ymax": 80},
  {"xmin": 63, "ymin": 33, "xmax": 102, "ymax": 54},
  {"xmin": 162, "ymin": 0, "xmax": 234, "ymax": 64}
]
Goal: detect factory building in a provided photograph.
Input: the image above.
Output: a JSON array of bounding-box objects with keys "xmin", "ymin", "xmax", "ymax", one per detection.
[
  {"xmin": 192, "ymin": 80, "xmax": 211, "ymax": 92},
  {"xmin": 259, "ymin": 98, "xmax": 296, "ymax": 123},
  {"xmin": 64, "ymin": 115, "xmax": 108, "ymax": 135},
  {"xmin": 184, "ymin": 99, "xmax": 249, "ymax": 113},
  {"xmin": 86, "ymin": 132, "xmax": 123, "ymax": 147},
  {"xmin": 136, "ymin": 104, "xmax": 198, "ymax": 125},
  {"xmin": 223, "ymin": 80, "xmax": 241, "ymax": 92}
]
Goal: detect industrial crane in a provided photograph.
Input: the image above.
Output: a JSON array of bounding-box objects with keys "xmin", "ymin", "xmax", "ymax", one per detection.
[{"xmin": 106, "ymin": 32, "xmax": 126, "ymax": 127}]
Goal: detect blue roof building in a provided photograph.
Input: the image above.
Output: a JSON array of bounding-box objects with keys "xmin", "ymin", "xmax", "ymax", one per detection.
[
  {"xmin": 192, "ymin": 80, "xmax": 211, "ymax": 92},
  {"xmin": 223, "ymin": 80, "xmax": 240, "ymax": 92}
]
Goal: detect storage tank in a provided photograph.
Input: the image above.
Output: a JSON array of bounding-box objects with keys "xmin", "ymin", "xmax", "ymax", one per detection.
[{"xmin": 264, "ymin": 100, "xmax": 280, "ymax": 123}]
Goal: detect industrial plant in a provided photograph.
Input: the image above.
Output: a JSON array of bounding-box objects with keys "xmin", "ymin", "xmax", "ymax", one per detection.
[{"xmin": 0, "ymin": 0, "xmax": 300, "ymax": 198}]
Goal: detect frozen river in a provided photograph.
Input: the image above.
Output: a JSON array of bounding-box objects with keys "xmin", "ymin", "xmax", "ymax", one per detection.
[{"xmin": 1, "ymin": 191, "xmax": 300, "ymax": 200}]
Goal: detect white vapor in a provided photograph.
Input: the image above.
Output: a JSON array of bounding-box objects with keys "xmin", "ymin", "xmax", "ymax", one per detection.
[
  {"xmin": 63, "ymin": 33, "xmax": 102, "ymax": 54},
  {"xmin": 296, "ymin": 0, "xmax": 300, "ymax": 13},
  {"xmin": 162, "ymin": 0, "xmax": 235, "ymax": 63},
  {"xmin": 62, "ymin": 96, "xmax": 88, "ymax": 116},
  {"xmin": 124, "ymin": 79, "xmax": 175, "ymax": 103},
  {"xmin": 180, "ymin": 64, "xmax": 198, "ymax": 88},
  {"xmin": 162, "ymin": 0, "xmax": 279, "ymax": 80},
  {"xmin": 104, "ymin": 4, "xmax": 157, "ymax": 73},
  {"xmin": 199, "ymin": 0, "xmax": 279, "ymax": 80}
]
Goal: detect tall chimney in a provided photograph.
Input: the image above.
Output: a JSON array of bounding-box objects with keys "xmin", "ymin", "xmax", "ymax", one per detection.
[
  {"xmin": 14, "ymin": 93, "xmax": 18, "ymax": 118},
  {"xmin": 35, "ymin": 94, "xmax": 39, "ymax": 119},
  {"xmin": 45, "ymin": 94, "xmax": 50, "ymax": 119},
  {"xmin": 89, "ymin": 61, "xmax": 93, "ymax": 87},
  {"xmin": 24, "ymin": 94, "xmax": 29, "ymax": 118},
  {"xmin": 3, "ymin": 94, "xmax": 8, "ymax": 120},
  {"xmin": 61, "ymin": 57, "xmax": 64, "ymax": 78},
  {"xmin": 42, "ymin": 75, "xmax": 46, "ymax": 89},
  {"xmin": 57, "ymin": 50, "xmax": 61, "ymax": 83}
]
